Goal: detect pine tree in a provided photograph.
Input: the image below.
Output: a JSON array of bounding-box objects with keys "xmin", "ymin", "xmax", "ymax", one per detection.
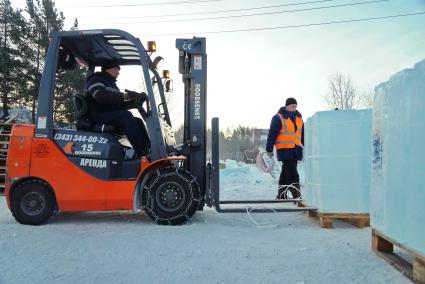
[
  {"xmin": 53, "ymin": 18, "xmax": 88, "ymax": 126},
  {"xmin": 24, "ymin": 0, "xmax": 64, "ymax": 122},
  {"xmin": 54, "ymin": 65, "xmax": 88, "ymax": 126},
  {"xmin": 0, "ymin": 0, "xmax": 27, "ymax": 119}
]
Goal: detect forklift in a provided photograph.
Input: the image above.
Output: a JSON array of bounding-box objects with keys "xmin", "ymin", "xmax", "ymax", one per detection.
[{"xmin": 5, "ymin": 29, "xmax": 315, "ymax": 226}]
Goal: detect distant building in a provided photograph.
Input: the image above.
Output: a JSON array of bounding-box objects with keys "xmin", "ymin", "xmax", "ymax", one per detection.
[{"xmin": 252, "ymin": 128, "xmax": 269, "ymax": 149}]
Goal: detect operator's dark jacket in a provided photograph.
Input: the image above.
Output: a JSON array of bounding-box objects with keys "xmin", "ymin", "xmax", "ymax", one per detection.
[
  {"xmin": 84, "ymin": 72, "xmax": 127, "ymax": 114},
  {"xmin": 266, "ymin": 107, "xmax": 304, "ymax": 161}
]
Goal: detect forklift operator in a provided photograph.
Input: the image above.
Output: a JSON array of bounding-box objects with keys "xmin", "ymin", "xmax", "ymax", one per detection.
[{"xmin": 84, "ymin": 59, "xmax": 150, "ymax": 156}]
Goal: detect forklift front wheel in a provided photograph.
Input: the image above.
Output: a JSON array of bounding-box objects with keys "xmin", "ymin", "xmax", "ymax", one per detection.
[
  {"xmin": 143, "ymin": 167, "xmax": 200, "ymax": 225},
  {"xmin": 10, "ymin": 180, "xmax": 56, "ymax": 225}
]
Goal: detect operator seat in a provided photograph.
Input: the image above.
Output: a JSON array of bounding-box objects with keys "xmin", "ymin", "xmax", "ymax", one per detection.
[{"xmin": 72, "ymin": 93, "xmax": 116, "ymax": 133}]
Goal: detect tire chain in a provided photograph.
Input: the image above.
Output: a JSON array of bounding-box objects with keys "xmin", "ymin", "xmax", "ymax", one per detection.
[{"xmin": 143, "ymin": 167, "xmax": 201, "ymax": 225}]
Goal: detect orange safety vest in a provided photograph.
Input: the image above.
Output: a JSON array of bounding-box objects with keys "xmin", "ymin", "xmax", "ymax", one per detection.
[{"xmin": 275, "ymin": 113, "xmax": 303, "ymax": 149}]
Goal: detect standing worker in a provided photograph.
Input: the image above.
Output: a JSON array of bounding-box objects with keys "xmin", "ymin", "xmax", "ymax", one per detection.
[{"xmin": 266, "ymin": 97, "xmax": 304, "ymax": 199}]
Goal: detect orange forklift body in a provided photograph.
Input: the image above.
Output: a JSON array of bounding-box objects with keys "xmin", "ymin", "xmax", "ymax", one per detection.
[
  {"xmin": 5, "ymin": 29, "xmax": 203, "ymax": 225},
  {"xmin": 5, "ymin": 124, "xmax": 182, "ymax": 212}
]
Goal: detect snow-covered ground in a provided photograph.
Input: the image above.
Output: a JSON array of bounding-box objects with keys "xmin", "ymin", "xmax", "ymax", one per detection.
[{"xmin": 0, "ymin": 160, "xmax": 410, "ymax": 284}]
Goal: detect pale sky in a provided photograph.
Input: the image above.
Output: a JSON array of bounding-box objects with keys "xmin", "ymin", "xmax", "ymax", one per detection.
[{"xmin": 13, "ymin": 0, "xmax": 425, "ymax": 128}]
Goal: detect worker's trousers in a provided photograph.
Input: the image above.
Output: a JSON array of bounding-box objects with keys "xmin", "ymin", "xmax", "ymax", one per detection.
[
  {"xmin": 278, "ymin": 159, "xmax": 300, "ymax": 198},
  {"xmin": 89, "ymin": 110, "xmax": 150, "ymax": 156}
]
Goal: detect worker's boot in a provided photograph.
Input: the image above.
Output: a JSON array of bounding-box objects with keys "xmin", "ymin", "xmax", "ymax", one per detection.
[
  {"xmin": 289, "ymin": 182, "xmax": 301, "ymax": 199},
  {"xmin": 276, "ymin": 185, "xmax": 288, "ymax": 200}
]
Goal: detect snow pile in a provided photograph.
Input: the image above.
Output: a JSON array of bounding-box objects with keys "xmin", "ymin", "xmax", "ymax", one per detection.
[
  {"xmin": 1, "ymin": 107, "xmax": 33, "ymax": 124},
  {"xmin": 0, "ymin": 159, "xmax": 410, "ymax": 283},
  {"xmin": 220, "ymin": 159, "xmax": 305, "ymax": 200},
  {"xmin": 220, "ymin": 159, "xmax": 277, "ymax": 200}
]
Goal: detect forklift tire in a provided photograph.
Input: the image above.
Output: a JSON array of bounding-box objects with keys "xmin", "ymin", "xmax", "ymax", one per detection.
[
  {"xmin": 143, "ymin": 167, "xmax": 200, "ymax": 225},
  {"xmin": 10, "ymin": 180, "xmax": 56, "ymax": 225}
]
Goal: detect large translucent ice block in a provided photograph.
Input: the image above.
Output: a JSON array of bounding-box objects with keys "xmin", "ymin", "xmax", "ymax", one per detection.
[
  {"xmin": 371, "ymin": 59, "xmax": 425, "ymax": 256},
  {"xmin": 304, "ymin": 109, "xmax": 372, "ymax": 213}
]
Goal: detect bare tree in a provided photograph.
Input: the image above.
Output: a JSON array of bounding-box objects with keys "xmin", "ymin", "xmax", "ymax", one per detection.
[
  {"xmin": 324, "ymin": 73, "xmax": 357, "ymax": 110},
  {"xmin": 358, "ymin": 89, "xmax": 374, "ymax": 109}
]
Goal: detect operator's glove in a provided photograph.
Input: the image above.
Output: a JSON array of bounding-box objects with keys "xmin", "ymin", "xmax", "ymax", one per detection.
[
  {"xmin": 266, "ymin": 152, "xmax": 274, "ymax": 158},
  {"xmin": 124, "ymin": 89, "xmax": 147, "ymax": 102}
]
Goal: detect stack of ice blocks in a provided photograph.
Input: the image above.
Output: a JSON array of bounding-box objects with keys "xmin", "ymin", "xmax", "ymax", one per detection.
[
  {"xmin": 371, "ymin": 59, "xmax": 425, "ymax": 256},
  {"xmin": 304, "ymin": 109, "xmax": 372, "ymax": 213}
]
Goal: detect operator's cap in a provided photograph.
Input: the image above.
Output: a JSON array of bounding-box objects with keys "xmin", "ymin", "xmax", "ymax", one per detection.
[
  {"xmin": 101, "ymin": 59, "xmax": 120, "ymax": 71},
  {"xmin": 285, "ymin": 97, "xmax": 297, "ymax": 106}
]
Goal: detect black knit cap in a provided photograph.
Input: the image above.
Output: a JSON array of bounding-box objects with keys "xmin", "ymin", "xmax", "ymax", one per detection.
[
  {"xmin": 285, "ymin": 97, "xmax": 297, "ymax": 106},
  {"xmin": 101, "ymin": 59, "xmax": 120, "ymax": 71}
]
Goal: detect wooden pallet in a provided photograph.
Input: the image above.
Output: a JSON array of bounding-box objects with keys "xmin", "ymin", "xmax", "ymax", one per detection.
[
  {"xmin": 372, "ymin": 229, "xmax": 425, "ymax": 283},
  {"xmin": 0, "ymin": 123, "xmax": 12, "ymax": 195},
  {"xmin": 298, "ymin": 201, "xmax": 370, "ymax": 229}
]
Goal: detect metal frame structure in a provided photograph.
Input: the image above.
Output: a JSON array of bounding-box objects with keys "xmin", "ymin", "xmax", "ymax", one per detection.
[
  {"xmin": 172, "ymin": 38, "xmax": 317, "ymax": 214},
  {"xmin": 176, "ymin": 38, "xmax": 208, "ymax": 208}
]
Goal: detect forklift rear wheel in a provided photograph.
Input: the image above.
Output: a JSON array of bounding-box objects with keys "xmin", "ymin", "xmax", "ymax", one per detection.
[
  {"xmin": 143, "ymin": 167, "xmax": 200, "ymax": 225},
  {"xmin": 11, "ymin": 180, "xmax": 56, "ymax": 225}
]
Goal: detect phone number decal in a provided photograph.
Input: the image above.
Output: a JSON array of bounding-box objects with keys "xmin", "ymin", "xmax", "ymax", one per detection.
[{"xmin": 54, "ymin": 133, "xmax": 108, "ymax": 144}]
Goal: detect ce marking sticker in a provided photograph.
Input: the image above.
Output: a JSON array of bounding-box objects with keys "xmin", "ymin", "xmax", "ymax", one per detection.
[{"xmin": 183, "ymin": 42, "xmax": 191, "ymax": 51}]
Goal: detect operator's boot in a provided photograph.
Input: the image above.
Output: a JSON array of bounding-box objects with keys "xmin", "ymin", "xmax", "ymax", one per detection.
[{"xmin": 276, "ymin": 185, "xmax": 288, "ymax": 200}]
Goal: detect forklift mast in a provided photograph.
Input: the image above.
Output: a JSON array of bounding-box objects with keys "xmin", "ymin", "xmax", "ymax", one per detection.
[
  {"xmin": 175, "ymin": 38, "xmax": 207, "ymax": 207},
  {"xmin": 174, "ymin": 38, "xmax": 317, "ymax": 214}
]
